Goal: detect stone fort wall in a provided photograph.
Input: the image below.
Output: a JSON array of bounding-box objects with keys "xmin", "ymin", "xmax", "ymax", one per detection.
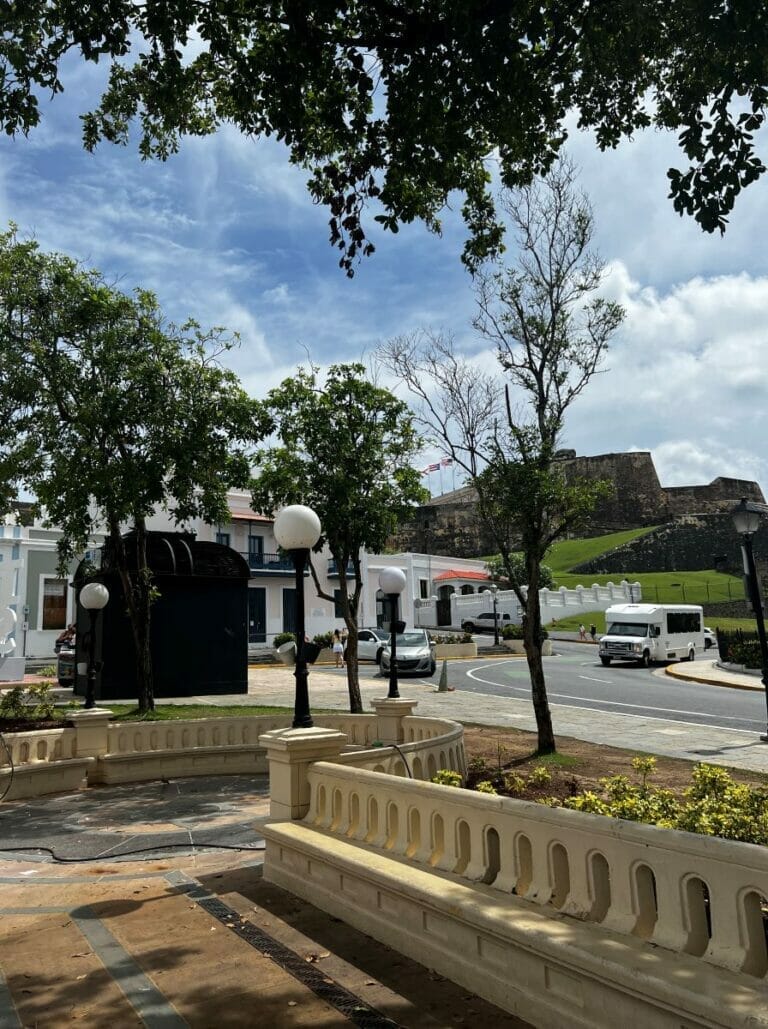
[{"xmin": 390, "ymin": 452, "xmax": 765, "ymax": 559}]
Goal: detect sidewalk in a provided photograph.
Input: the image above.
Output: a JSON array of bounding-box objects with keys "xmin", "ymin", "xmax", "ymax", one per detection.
[{"xmin": 241, "ymin": 665, "xmax": 768, "ymax": 775}]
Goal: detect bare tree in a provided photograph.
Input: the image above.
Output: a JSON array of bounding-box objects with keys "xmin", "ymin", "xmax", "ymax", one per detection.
[{"xmin": 380, "ymin": 160, "xmax": 623, "ymax": 753}]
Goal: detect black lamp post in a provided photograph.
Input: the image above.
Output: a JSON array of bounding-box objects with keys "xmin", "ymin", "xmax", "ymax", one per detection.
[
  {"xmin": 379, "ymin": 566, "xmax": 407, "ymax": 699},
  {"xmin": 731, "ymin": 497, "xmax": 768, "ymax": 743},
  {"xmin": 79, "ymin": 582, "xmax": 109, "ymax": 709},
  {"xmin": 485, "ymin": 584, "xmax": 500, "ymax": 646},
  {"xmin": 274, "ymin": 504, "xmax": 322, "ymax": 729}
]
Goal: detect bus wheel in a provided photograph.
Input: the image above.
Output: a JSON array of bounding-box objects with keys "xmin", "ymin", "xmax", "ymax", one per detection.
[
  {"xmin": 600, "ymin": 656, "xmax": 611, "ymax": 666},
  {"xmin": 640, "ymin": 651, "xmax": 651, "ymax": 669}
]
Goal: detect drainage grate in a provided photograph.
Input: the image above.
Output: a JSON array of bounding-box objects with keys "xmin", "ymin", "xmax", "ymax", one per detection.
[{"xmin": 175, "ymin": 881, "xmax": 404, "ymax": 1029}]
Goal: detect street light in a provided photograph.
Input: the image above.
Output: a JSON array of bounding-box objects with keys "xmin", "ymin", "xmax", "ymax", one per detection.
[
  {"xmin": 274, "ymin": 504, "xmax": 322, "ymax": 729},
  {"xmin": 484, "ymin": 584, "xmax": 500, "ymax": 646},
  {"xmin": 79, "ymin": 582, "xmax": 109, "ymax": 709},
  {"xmin": 731, "ymin": 497, "xmax": 768, "ymax": 743},
  {"xmin": 379, "ymin": 566, "xmax": 407, "ymax": 699}
]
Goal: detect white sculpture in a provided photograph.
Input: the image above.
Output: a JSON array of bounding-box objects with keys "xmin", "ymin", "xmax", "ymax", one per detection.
[
  {"xmin": 0, "ymin": 606, "xmax": 16, "ymax": 656},
  {"xmin": 0, "ymin": 605, "xmax": 24, "ymax": 682}
]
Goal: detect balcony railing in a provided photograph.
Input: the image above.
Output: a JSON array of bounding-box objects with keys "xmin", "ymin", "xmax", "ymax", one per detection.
[
  {"xmin": 241, "ymin": 551, "xmax": 295, "ymax": 574},
  {"xmin": 327, "ymin": 558, "xmax": 355, "ymax": 577}
]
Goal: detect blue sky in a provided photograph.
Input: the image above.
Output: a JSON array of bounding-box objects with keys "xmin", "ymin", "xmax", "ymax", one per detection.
[{"xmin": 3, "ymin": 55, "xmax": 768, "ymax": 498}]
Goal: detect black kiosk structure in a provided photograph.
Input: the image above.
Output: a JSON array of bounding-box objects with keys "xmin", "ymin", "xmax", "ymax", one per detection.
[{"xmin": 73, "ymin": 531, "xmax": 250, "ymax": 702}]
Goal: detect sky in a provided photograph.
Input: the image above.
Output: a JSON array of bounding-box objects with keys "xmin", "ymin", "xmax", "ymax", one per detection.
[{"xmin": 3, "ymin": 54, "xmax": 768, "ymax": 499}]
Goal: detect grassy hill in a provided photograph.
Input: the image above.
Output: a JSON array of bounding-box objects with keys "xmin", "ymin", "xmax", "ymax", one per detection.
[
  {"xmin": 540, "ymin": 528, "xmax": 752, "ymax": 629},
  {"xmin": 545, "ymin": 527, "xmax": 657, "ymax": 574}
]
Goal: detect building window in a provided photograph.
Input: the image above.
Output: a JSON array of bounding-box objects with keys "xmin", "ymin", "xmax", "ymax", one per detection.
[
  {"xmin": 419, "ymin": 579, "xmax": 429, "ymax": 599},
  {"xmin": 42, "ymin": 578, "xmax": 68, "ymax": 630},
  {"xmin": 216, "ymin": 532, "xmax": 231, "ymax": 547}
]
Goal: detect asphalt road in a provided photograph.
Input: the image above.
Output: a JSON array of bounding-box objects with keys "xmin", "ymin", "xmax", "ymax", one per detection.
[{"xmin": 352, "ymin": 640, "xmax": 767, "ymax": 735}]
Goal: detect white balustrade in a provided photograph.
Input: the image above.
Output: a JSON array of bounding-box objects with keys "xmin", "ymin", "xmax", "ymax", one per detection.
[
  {"xmin": 303, "ymin": 762, "xmax": 768, "ymax": 981},
  {"xmin": 1, "ymin": 727, "xmax": 77, "ymax": 767}
]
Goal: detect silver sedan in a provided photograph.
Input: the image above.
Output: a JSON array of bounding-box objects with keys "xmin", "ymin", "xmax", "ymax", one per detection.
[{"xmin": 380, "ymin": 630, "xmax": 436, "ymax": 677}]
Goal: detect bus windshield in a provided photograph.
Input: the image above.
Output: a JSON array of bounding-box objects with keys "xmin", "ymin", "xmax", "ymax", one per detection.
[{"xmin": 607, "ymin": 622, "xmax": 649, "ymax": 637}]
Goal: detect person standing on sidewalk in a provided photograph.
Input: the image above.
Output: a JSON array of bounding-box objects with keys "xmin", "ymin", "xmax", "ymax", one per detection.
[
  {"xmin": 579, "ymin": 623, "xmax": 586, "ymax": 641},
  {"xmin": 590, "ymin": 623, "xmax": 597, "ymax": 642}
]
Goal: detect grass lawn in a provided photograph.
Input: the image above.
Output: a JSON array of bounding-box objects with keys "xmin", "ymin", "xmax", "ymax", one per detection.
[
  {"xmin": 104, "ymin": 704, "xmax": 293, "ymax": 721},
  {"xmin": 548, "ymin": 610, "xmax": 758, "ymax": 633},
  {"xmin": 554, "ymin": 567, "xmax": 743, "ymax": 605},
  {"xmin": 544, "ymin": 527, "xmax": 657, "ymax": 573}
]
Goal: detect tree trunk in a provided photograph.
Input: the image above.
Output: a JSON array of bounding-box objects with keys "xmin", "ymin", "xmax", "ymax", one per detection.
[
  {"xmin": 110, "ymin": 519, "xmax": 155, "ymax": 712},
  {"xmin": 335, "ymin": 556, "xmax": 363, "ymax": 713},
  {"xmin": 344, "ymin": 621, "xmax": 363, "ymax": 713},
  {"xmin": 524, "ymin": 562, "xmax": 556, "ymax": 754}
]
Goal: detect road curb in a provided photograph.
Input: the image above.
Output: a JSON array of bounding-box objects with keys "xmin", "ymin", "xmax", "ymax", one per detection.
[{"xmin": 664, "ymin": 664, "xmax": 763, "ymax": 692}]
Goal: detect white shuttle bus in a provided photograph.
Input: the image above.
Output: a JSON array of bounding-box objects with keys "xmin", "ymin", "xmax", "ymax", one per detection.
[{"xmin": 599, "ymin": 603, "xmax": 705, "ymax": 668}]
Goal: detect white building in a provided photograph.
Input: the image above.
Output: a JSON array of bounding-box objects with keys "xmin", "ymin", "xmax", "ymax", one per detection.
[{"xmin": 1, "ymin": 490, "xmax": 642, "ymax": 658}]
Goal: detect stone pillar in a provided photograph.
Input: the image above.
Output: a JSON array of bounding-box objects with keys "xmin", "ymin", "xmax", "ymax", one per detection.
[
  {"xmin": 259, "ymin": 727, "xmax": 347, "ymax": 820},
  {"xmin": 370, "ymin": 698, "xmax": 418, "ymax": 744},
  {"xmin": 69, "ymin": 708, "xmax": 112, "ymax": 759}
]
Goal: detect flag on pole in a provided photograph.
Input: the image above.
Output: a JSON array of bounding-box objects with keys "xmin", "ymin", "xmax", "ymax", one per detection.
[
  {"xmin": 428, "ymin": 462, "xmax": 440, "ymax": 472},
  {"xmin": 441, "ymin": 457, "xmax": 453, "ymax": 467}
]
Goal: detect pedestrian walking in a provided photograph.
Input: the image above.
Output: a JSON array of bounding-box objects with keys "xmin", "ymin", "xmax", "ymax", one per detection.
[
  {"xmin": 578, "ymin": 623, "xmax": 586, "ymax": 641},
  {"xmin": 590, "ymin": 623, "xmax": 597, "ymax": 642},
  {"xmin": 332, "ymin": 629, "xmax": 345, "ymax": 668}
]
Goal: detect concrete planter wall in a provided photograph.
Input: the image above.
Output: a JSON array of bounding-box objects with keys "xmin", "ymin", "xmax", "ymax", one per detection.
[
  {"xmin": 433, "ymin": 642, "xmax": 477, "ymax": 659},
  {"xmin": 503, "ymin": 639, "xmax": 553, "ymax": 656},
  {"xmin": 263, "ymin": 751, "xmax": 768, "ymax": 1029}
]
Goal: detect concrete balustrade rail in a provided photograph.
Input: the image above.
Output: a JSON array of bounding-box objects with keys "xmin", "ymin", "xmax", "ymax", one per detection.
[
  {"xmin": 262, "ymin": 753, "xmax": 768, "ymax": 1027},
  {"xmin": 0, "ymin": 708, "xmax": 466, "ymax": 800},
  {"xmin": 302, "ymin": 761, "xmax": 768, "ymax": 980}
]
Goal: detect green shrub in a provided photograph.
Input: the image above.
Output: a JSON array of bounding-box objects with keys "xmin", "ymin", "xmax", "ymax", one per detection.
[
  {"xmin": 273, "ymin": 632, "xmax": 295, "ymax": 649},
  {"xmin": 432, "ymin": 769, "xmax": 463, "ymax": 787},
  {"xmin": 0, "ymin": 686, "xmax": 26, "ymax": 719},
  {"xmin": 503, "ymin": 772, "xmax": 527, "ymax": 795},
  {"xmin": 0, "ymin": 683, "xmax": 55, "ymax": 721},
  {"xmin": 476, "ymin": 780, "xmax": 498, "ymax": 795},
  {"xmin": 561, "ymin": 758, "xmax": 768, "ymax": 844},
  {"xmin": 429, "ymin": 632, "xmax": 474, "ymax": 645},
  {"xmin": 529, "ymin": 764, "xmax": 552, "ymax": 786},
  {"xmin": 37, "ymin": 665, "xmax": 57, "ymax": 679},
  {"xmin": 726, "ymin": 640, "xmax": 763, "ymax": 669},
  {"xmin": 27, "ymin": 683, "xmax": 55, "ymax": 720},
  {"xmin": 501, "ymin": 623, "xmax": 549, "ymax": 643},
  {"xmin": 312, "ymin": 631, "xmax": 334, "ymax": 648}
]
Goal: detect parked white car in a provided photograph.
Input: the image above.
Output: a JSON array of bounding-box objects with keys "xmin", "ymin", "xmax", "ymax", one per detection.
[
  {"xmin": 353, "ymin": 627, "xmax": 390, "ymax": 664},
  {"xmin": 461, "ymin": 612, "xmax": 512, "ymax": 633},
  {"xmin": 704, "ymin": 626, "xmax": 716, "ymax": 650},
  {"xmin": 380, "ymin": 630, "xmax": 436, "ymax": 677}
]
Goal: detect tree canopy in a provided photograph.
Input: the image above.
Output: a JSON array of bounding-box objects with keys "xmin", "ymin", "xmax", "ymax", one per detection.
[
  {"xmin": 251, "ymin": 362, "xmax": 426, "ymax": 712},
  {"xmin": 0, "ymin": 227, "xmax": 263, "ymax": 708},
  {"xmin": 1, "ymin": 3, "xmax": 765, "ymax": 272}
]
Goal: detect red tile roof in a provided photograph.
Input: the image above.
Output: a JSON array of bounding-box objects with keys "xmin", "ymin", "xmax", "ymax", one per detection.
[{"xmin": 434, "ymin": 569, "xmax": 490, "ymax": 582}]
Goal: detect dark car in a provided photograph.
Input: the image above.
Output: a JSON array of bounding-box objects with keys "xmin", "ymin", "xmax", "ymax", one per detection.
[{"xmin": 461, "ymin": 612, "xmax": 513, "ymax": 633}]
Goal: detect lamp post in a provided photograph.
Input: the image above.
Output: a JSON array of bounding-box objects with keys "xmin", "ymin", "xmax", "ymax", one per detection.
[
  {"xmin": 79, "ymin": 582, "xmax": 109, "ymax": 709},
  {"xmin": 379, "ymin": 567, "xmax": 407, "ymax": 699},
  {"xmin": 731, "ymin": 498, "xmax": 768, "ymax": 743},
  {"xmin": 274, "ymin": 504, "xmax": 322, "ymax": 729},
  {"xmin": 484, "ymin": 584, "xmax": 500, "ymax": 646}
]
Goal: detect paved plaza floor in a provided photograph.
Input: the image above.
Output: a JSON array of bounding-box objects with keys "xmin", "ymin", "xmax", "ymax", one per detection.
[
  {"xmin": 0, "ymin": 774, "xmax": 528, "ymax": 1028},
  {"xmin": 0, "ymin": 656, "xmax": 765, "ymax": 1026}
]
